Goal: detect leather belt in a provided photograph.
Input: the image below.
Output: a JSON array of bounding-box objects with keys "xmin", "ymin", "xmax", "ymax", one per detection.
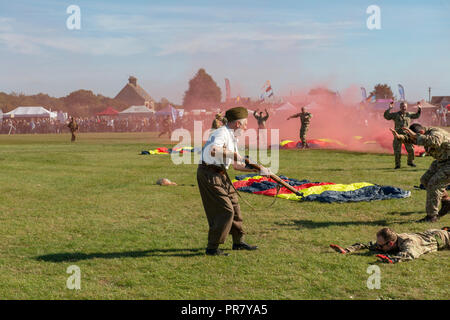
[{"xmin": 200, "ymin": 162, "xmax": 225, "ymax": 175}]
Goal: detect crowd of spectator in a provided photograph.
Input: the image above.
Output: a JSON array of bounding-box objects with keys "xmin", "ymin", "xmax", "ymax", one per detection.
[
  {"xmin": 1, "ymin": 106, "xmax": 446, "ymax": 135},
  {"xmin": 0, "ymin": 115, "xmax": 216, "ymax": 135}
]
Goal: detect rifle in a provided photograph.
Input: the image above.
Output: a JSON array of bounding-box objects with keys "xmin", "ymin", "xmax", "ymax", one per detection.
[
  {"xmin": 212, "ymin": 146, "xmax": 303, "ymax": 199},
  {"xmin": 243, "ymin": 156, "xmax": 302, "ymax": 197}
]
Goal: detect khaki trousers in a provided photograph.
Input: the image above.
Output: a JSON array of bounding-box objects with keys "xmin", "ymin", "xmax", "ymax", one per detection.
[{"xmin": 197, "ymin": 165, "xmax": 245, "ymax": 249}]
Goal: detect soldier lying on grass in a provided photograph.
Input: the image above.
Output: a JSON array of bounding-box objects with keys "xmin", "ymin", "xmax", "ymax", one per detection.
[{"xmin": 330, "ymin": 227, "xmax": 450, "ymax": 263}]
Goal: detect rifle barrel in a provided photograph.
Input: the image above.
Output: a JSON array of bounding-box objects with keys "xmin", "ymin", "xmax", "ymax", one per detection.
[{"xmin": 243, "ymin": 158, "xmax": 302, "ymax": 197}]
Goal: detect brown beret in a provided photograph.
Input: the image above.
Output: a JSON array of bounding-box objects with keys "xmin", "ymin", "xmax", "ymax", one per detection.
[{"xmin": 225, "ymin": 107, "xmax": 248, "ymax": 122}]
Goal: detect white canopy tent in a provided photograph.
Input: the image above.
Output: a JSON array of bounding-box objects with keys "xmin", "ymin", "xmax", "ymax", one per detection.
[
  {"xmin": 118, "ymin": 105, "xmax": 155, "ymax": 118},
  {"xmin": 4, "ymin": 106, "xmax": 57, "ymax": 119}
]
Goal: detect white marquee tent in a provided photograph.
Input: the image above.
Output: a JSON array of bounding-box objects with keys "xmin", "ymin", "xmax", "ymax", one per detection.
[
  {"xmin": 119, "ymin": 105, "xmax": 155, "ymax": 118},
  {"xmin": 4, "ymin": 106, "xmax": 57, "ymax": 119}
]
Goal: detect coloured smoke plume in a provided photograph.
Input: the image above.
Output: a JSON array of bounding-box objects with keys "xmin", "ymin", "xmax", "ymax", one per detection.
[{"xmin": 266, "ymin": 85, "xmax": 402, "ymax": 154}]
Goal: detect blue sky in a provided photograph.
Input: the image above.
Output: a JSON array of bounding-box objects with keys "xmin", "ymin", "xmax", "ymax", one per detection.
[{"xmin": 0, "ymin": 0, "xmax": 449, "ymax": 103}]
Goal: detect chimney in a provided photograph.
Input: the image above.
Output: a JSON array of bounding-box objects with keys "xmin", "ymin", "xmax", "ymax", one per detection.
[{"xmin": 128, "ymin": 76, "xmax": 137, "ymax": 86}]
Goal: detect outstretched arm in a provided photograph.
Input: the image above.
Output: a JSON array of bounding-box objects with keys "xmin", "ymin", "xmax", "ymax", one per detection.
[
  {"xmin": 410, "ymin": 103, "xmax": 422, "ymax": 119},
  {"xmin": 330, "ymin": 242, "xmax": 378, "ymax": 254},
  {"xmin": 384, "ymin": 102, "xmax": 395, "ymax": 120}
]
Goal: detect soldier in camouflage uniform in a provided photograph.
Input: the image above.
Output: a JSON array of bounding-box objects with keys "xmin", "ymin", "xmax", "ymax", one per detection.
[
  {"xmin": 330, "ymin": 227, "xmax": 450, "ymax": 263},
  {"xmin": 211, "ymin": 112, "xmax": 226, "ymax": 130},
  {"xmin": 67, "ymin": 117, "xmax": 79, "ymax": 142},
  {"xmin": 253, "ymin": 109, "xmax": 269, "ymax": 130},
  {"xmin": 287, "ymin": 107, "xmax": 312, "ymax": 148},
  {"xmin": 392, "ymin": 123, "xmax": 450, "ymax": 222},
  {"xmin": 384, "ymin": 101, "xmax": 421, "ymax": 169},
  {"xmin": 158, "ymin": 115, "xmax": 173, "ymax": 138}
]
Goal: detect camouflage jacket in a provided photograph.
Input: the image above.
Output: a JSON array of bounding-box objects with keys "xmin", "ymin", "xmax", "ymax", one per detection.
[
  {"xmin": 292, "ymin": 112, "xmax": 312, "ymax": 126},
  {"xmin": 67, "ymin": 120, "xmax": 78, "ymax": 131},
  {"xmin": 416, "ymin": 127, "xmax": 450, "ymax": 162},
  {"xmin": 211, "ymin": 115, "xmax": 225, "ymax": 129},
  {"xmin": 254, "ymin": 111, "xmax": 269, "ymax": 128},
  {"xmin": 162, "ymin": 118, "xmax": 172, "ymax": 129},
  {"xmin": 384, "ymin": 109, "xmax": 421, "ymax": 133},
  {"xmin": 345, "ymin": 229, "xmax": 449, "ymax": 263}
]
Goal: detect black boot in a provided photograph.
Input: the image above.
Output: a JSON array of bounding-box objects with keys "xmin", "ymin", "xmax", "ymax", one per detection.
[
  {"xmin": 205, "ymin": 248, "xmax": 229, "ymax": 256},
  {"xmin": 408, "ymin": 162, "xmax": 417, "ymax": 167},
  {"xmin": 232, "ymin": 242, "xmax": 258, "ymax": 250},
  {"xmin": 438, "ymin": 199, "xmax": 450, "ymax": 218},
  {"xmin": 417, "ymin": 215, "xmax": 439, "ymax": 223}
]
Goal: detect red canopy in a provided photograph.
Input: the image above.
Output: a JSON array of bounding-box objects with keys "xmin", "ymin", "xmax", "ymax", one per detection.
[
  {"xmin": 446, "ymin": 104, "xmax": 450, "ymax": 111},
  {"xmin": 96, "ymin": 107, "xmax": 119, "ymax": 116}
]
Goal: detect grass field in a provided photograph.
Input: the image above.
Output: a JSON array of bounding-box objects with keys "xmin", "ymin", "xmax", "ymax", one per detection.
[{"xmin": 0, "ymin": 132, "xmax": 448, "ymax": 300}]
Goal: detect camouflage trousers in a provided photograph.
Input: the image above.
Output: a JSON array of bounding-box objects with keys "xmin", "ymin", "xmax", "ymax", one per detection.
[
  {"xmin": 420, "ymin": 160, "xmax": 450, "ymax": 217},
  {"xmin": 393, "ymin": 137, "xmax": 414, "ymax": 166},
  {"xmin": 425, "ymin": 229, "xmax": 450, "ymax": 250},
  {"xmin": 300, "ymin": 125, "xmax": 309, "ymax": 146}
]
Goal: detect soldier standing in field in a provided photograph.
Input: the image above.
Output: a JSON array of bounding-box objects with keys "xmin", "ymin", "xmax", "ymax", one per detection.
[
  {"xmin": 198, "ymin": 107, "xmax": 271, "ymax": 256},
  {"xmin": 287, "ymin": 107, "xmax": 312, "ymax": 148},
  {"xmin": 67, "ymin": 117, "xmax": 79, "ymax": 142},
  {"xmin": 158, "ymin": 115, "xmax": 173, "ymax": 138},
  {"xmin": 253, "ymin": 109, "xmax": 269, "ymax": 130},
  {"xmin": 330, "ymin": 227, "xmax": 450, "ymax": 263},
  {"xmin": 253, "ymin": 109, "xmax": 269, "ymax": 147},
  {"xmin": 384, "ymin": 101, "xmax": 421, "ymax": 169},
  {"xmin": 391, "ymin": 123, "xmax": 450, "ymax": 222}
]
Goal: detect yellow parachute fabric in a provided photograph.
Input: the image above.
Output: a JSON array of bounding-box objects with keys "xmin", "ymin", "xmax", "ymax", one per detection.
[{"xmin": 278, "ymin": 182, "xmax": 374, "ymax": 201}]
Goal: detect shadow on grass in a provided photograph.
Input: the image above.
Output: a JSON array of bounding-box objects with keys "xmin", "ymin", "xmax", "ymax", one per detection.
[
  {"xmin": 387, "ymin": 211, "xmax": 423, "ymax": 216},
  {"xmin": 275, "ymin": 219, "xmax": 410, "ymax": 229},
  {"xmin": 35, "ymin": 248, "xmax": 205, "ymax": 262}
]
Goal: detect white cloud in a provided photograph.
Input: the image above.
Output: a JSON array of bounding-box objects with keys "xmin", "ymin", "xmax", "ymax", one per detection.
[
  {"xmin": 0, "ymin": 32, "xmax": 148, "ymax": 56},
  {"xmin": 157, "ymin": 31, "xmax": 330, "ymax": 56},
  {"xmin": 0, "ymin": 33, "xmax": 42, "ymax": 54},
  {"xmin": 0, "ymin": 17, "xmax": 15, "ymax": 32}
]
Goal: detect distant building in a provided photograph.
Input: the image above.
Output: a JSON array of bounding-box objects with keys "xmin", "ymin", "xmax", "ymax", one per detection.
[
  {"xmin": 431, "ymin": 96, "xmax": 450, "ymax": 107},
  {"xmin": 115, "ymin": 76, "xmax": 154, "ymax": 109}
]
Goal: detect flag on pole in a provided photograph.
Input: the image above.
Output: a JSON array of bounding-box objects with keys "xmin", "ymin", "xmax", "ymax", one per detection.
[
  {"xmin": 398, "ymin": 84, "xmax": 405, "ymax": 101},
  {"xmin": 360, "ymin": 87, "xmax": 367, "ymax": 101}
]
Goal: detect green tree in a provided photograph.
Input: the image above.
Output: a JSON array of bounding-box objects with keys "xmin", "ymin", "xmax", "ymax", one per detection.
[
  {"xmin": 370, "ymin": 84, "xmax": 394, "ymax": 100},
  {"xmin": 182, "ymin": 68, "xmax": 221, "ymax": 110}
]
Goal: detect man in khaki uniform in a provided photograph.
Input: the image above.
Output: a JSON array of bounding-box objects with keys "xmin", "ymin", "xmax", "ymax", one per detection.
[
  {"xmin": 384, "ymin": 101, "xmax": 421, "ymax": 169},
  {"xmin": 330, "ymin": 227, "xmax": 450, "ymax": 263},
  {"xmin": 67, "ymin": 117, "xmax": 78, "ymax": 142},
  {"xmin": 197, "ymin": 107, "xmax": 270, "ymax": 256},
  {"xmin": 392, "ymin": 123, "xmax": 450, "ymax": 222},
  {"xmin": 287, "ymin": 107, "xmax": 312, "ymax": 148}
]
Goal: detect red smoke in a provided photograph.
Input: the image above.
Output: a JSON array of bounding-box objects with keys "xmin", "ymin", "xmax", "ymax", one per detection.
[{"xmin": 247, "ymin": 85, "xmax": 418, "ymax": 155}]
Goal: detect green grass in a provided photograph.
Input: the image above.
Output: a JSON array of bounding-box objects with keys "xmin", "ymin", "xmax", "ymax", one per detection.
[{"xmin": 0, "ymin": 132, "xmax": 448, "ymax": 299}]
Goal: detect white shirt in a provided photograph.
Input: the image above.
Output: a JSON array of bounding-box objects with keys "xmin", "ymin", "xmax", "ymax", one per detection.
[{"xmin": 201, "ymin": 125, "xmax": 239, "ymax": 169}]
